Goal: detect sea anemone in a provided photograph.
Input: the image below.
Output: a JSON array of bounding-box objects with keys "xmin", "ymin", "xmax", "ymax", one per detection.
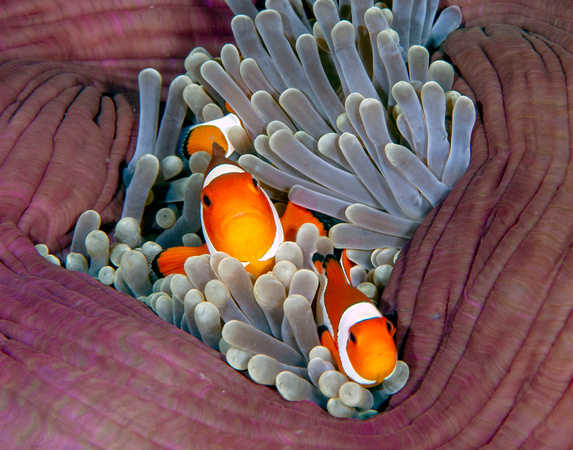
[
  {"xmin": 58, "ymin": 0, "xmax": 477, "ymax": 419},
  {"xmin": 1, "ymin": 0, "xmax": 572, "ymax": 447},
  {"xmin": 176, "ymin": 0, "xmax": 476, "ymax": 266}
]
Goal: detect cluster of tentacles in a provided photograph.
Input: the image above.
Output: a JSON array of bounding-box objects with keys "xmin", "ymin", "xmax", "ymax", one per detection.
[
  {"xmin": 0, "ymin": 0, "xmax": 572, "ymax": 447},
  {"xmin": 47, "ymin": 0, "xmax": 479, "ymax": 419}
]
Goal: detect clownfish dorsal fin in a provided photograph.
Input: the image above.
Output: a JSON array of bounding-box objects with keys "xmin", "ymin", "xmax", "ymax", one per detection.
[
  {"xmin": 280, "ymin": 201, "xmax": 326, "ymax": 242},
  {"xmin": 212, "ymin": 141, "xmax": 226, "ymax": 158},
  {"xmin": 312, "ymin": 252, "xmax": 325, "ymax": 273},
  {"xmin": 322, "ymin": 254, "xmax": 349, "ymax": 287},
  {"xmin": 203, "ymin": 142, "xmax": 241, "ymax": 179}
]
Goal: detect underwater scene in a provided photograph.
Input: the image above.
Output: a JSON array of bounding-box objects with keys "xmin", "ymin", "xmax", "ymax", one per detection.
[
  {"xmin": 60, "ymin": 0, "xmax": 476, "ymax": 419},
  {"xmin": 1, "ymin": 0, "xmax": 572, "ymax": 447}
]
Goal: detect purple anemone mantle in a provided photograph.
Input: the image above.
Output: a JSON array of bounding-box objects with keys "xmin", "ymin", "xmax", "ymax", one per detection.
[{"xmin": 0, "ymin": 0, "xmax": 572, "ymax": 447}]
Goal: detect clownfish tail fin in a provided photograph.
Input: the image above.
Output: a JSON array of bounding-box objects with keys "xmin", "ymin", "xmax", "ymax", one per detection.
[
  {"xmin": 321, "ymin": 254, "xmax": 349, "ymax": 286},
  {"xmin": 151, "ymin": 245, "xmax": 209, "ymax": 278},
  {"xmin": 280, "ymin": 201, "xmax": 326, "ymax": 242},
  {"xmin": 151, "ymin": 252, "xmax": 164, "ymax": 278},
  {"xmin": 177, "ymin": 125, "xmax": 194, "ymax": 160}
]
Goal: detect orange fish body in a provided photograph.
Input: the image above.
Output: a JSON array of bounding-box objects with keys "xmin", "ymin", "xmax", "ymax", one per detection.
[
  {"xmin": 153, "ymin": 144, "xmax": 325, "ymax": 279},
  {"xmin": 318, "ymin": 255, "xmax": 397, "ymax": 387},
  {"xmin": 200, "ymin": 149, "xmax": 283, "ymax": 277}
]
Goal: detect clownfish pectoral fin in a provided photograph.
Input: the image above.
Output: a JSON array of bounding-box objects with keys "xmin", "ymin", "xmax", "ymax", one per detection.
[
  {"xmin": 321, "ymin": 254, "xmax": 350, "ymax": 287},
  {"xmin": 280, "ymin": 201, "xmax": 326, "ymax": 242},
  {"xmin": 318, "ymin": 326, "xmax": 342, "ymax": 372},
  {"xmin": 151, "ymin": 244, "xmax": 209, "ymax": 278}
]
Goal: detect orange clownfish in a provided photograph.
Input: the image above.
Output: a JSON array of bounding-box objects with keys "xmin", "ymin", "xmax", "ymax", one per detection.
[
  {"xmin": 152, "ymin": 144, "xmax": 325, "ymax": 278},
  {"xmin": 317, "ymin": 254, "xmax": 397, "ymax": 387},
  {"xmin": 178, "ymin": 114, "xmax": 241, "ymax": 159}
]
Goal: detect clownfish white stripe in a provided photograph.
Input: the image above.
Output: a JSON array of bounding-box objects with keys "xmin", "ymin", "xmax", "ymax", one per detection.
[
  {"xmin": 318, "ymin": 276, "xmax": 334, "ymax": 338},
  {"xmin": 383, "ymin": 362, "xmax": 397, "ymax": 381},
  {"xmin": 203, "ymin": 163, "xmax": 245, "ymax": 187},
  {"xmin": 257, "ymin": 195, "xmax": 284, "ymax": 262},
  {"xmin": 200, "ymin": 204, "xmax": 217, "ymax": 255},
  {"xmin": 337, "ymin": 302, "xmax": 383, "ymax": 386},
  {"xmin": 209, "ymin": 113, "xmax": 241, "ymax": 141}
]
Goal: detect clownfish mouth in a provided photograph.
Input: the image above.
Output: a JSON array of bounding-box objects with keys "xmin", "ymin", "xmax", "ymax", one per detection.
[
  {"xmin": 368, "ymin": 349, "xmax": 393, "ymax": 361},
  {"xmin": 365, "ymin": 354, "xmax": 397, "ymax": 381}
]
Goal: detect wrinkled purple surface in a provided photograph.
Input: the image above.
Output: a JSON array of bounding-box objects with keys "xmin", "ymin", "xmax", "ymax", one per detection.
[
  {"xmin": 0, "ymin": 0, "xmax": 572, "ymax": 447},
  {"xmin": 0, "ymin": 60, "xmax": 134, "ymax": 250}
]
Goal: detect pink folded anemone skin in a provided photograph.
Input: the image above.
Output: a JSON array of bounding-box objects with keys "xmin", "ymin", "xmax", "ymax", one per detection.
[{"xmin": 0, "ymin": 0, "xmax": 572, "ymax": 447}]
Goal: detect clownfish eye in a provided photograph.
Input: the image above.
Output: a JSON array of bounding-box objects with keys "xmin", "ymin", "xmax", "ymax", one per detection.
[
  {"xmin": 349, "ymin": 332, "xmax": 356, "ymax": 344},
  {"xmin": 386, "ymin": 321, "xmax": 393, "ymax": 333},
  {"xmin": 202, "ymin": 194, "xmax": 211, "ymax": 207},
  {"xmin": 252, "ymin": 177, "xmax": 259, "ymax": 188}
]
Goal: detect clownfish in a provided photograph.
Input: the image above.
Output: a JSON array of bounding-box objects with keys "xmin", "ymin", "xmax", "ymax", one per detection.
[
  {"xmin": 152, "ymin": 143, "xmax": 325, "ymax": 278},
  {"xmin": 316, "ymin": 254, "xmax": 397, "ymax": 387},
  {"xmin": 178, "ymin": 114, "xmax": 241, "ymax": 159}
]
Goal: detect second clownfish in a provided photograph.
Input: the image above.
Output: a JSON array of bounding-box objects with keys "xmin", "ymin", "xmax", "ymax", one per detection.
[
  {"xmin": 178, "ymin": 114, "xmax": 241, "ymax": 159},
  {"xmin": 152, "ymin": 143, "xmax": 325, "ymax": 278},
  {"xmin": 316, "ymin": 254, "xmax": 397, "ymax": 387}
]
